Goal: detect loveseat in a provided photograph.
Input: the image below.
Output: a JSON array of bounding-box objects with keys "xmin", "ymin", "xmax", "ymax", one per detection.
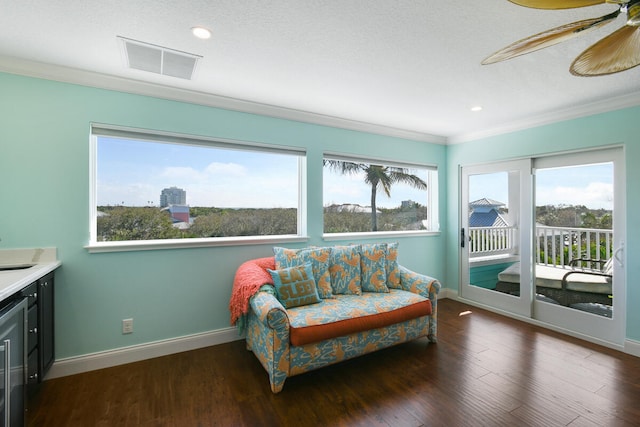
[{"xmin": 229, "ymin": 243, "xmax": 441, "ymax": 393}]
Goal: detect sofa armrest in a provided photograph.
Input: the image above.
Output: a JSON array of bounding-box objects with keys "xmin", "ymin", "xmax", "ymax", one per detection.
[
  {"xmin": 399, "ymin": 265, "xmax": 441, "ymax": 300},
  {"xmin": 247, "ymin": 289, "xmax": 290, "ymax": 393},
  {"xmin": 249, "ymin": 290, "xmax": 290, "ymax": 332},
  {"xmin": 399, "ymin": 265, "xmax": 441, "ymax": 343}
]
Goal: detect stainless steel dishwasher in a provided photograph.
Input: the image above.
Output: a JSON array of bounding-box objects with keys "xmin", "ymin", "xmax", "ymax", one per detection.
[{"xmin": 0, "ymin": 298, "xmax": 27, "ymax": 426}]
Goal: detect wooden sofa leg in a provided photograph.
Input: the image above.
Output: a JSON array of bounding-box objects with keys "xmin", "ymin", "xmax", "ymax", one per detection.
[{"xmin": 270, "ymin": 377, "xmax": 285, "ymax": 394}]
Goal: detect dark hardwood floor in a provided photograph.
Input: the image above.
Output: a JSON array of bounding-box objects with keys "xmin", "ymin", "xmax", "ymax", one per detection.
[{"xmin": 27, "ymin": 299, "xmax": 640, "ymax": 426}]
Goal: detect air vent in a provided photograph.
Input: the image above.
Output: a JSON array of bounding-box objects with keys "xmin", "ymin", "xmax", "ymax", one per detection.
[{"xmin": 118, "ymin": 36, "xmax": 201, "ymax": 80}]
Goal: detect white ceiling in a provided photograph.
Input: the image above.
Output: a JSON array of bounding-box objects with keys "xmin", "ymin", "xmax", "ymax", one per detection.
[{"xmin": 2, "ymin": 0, "xmax": 639, "ymax": 143}]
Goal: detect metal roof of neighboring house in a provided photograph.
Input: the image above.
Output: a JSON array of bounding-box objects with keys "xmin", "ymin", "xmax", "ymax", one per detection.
[
  {"xmin": 469, "ymin": 210, "xmax": 509, "ymax": 228},
  {"xmin": 469, "ymin": 198, "xmax": 505, "ymax": 208}
]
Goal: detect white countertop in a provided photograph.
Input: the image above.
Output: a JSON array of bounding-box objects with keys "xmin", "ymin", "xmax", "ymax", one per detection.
[
  {"xmin": 0, "ymin": 262, "xmax": 61, "ymax": 301},
  {"xmin": 0, "ymin": 248, "xmax": 61, "ymax": 301}
]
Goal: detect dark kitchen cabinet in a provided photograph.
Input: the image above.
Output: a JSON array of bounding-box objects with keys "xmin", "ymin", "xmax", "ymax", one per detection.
[{"xmin": 21, "ymin": 272, "xmax": 54, "ymax": 391}]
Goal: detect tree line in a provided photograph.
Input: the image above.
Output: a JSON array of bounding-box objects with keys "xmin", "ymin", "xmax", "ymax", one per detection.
[
  {"xmin": 96, "ymin": 204, "xmax": 426, "ymax": 241},
  {"xmin": 97, "ymin": 206, "xmax": 297, "ymax": 241},
  {"xmin": 536, "ymin": 204, "xmax": 612, "ymax": 229},
  {"xmin": 98, "ymin": 159, "xmax": 430, "ymax": 241}
]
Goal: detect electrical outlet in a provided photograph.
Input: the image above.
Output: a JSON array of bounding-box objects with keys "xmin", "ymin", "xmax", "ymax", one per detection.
[{"xmin": 122, "ymin": 318, "xmax": 133, "ymax": 334}]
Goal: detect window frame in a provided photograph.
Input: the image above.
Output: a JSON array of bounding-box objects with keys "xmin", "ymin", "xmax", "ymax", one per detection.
[
  {"xmin": 87, "ymin": 124, "xmax": 308, "ymax": 253},
  {"xmin": 322, "ymin": 152, "xmax": 439, "ymax": 240}
]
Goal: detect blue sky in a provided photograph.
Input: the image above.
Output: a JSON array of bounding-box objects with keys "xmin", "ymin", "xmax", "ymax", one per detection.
[
  {"xmin": 98, "ymin": 137, "xmax": 612, "ymax": 210},
  {"xmin": 97, "ymin": 137, "xmax": 299, "ymax": 208},
  {"xmin": 323, "ymin": 167, "xmax": 430, "ymax": 208},
  {"xmin": 469, "ymin": 163, "xmax": 614, "ymax": 210},
  {"xmin": 97, "ymin": 137, "xmax": 431, "ymax": 209}
]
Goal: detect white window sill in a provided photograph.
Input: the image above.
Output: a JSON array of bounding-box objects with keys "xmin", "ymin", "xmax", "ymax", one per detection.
[
  {"xmin": 322, "ymin": 230, "xmax": 440, "ymax": 241},
  {"xmin": 86, "ymin": 235, "xmax": 309, "ymax": 253}
]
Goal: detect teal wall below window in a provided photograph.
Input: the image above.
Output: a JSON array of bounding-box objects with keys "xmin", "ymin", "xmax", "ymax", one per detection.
[{"xmin": 0, "ymin": 72, "xmax": 446, "ymax": 359}]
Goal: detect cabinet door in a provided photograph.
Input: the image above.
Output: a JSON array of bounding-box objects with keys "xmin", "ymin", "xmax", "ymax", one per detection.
[
  {"xmin": 27, "ymin": 350, "xmax": 38, "ymax": 385},
  {"xmin": 0, "ymin": 299, "xmax": 27, "ymax": 426},
  {"xmin": 38, "ymin": 273, "xmax": 54, "ymax": 378},
  {"xmin": 27, "ymin": 306, "xmax": 37, "ymax": 353}
]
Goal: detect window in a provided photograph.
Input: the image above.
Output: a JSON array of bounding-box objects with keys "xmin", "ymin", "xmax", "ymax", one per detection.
[
  {"xmin": 323, "ymin": 154, "xmax": 438, "ymax": 235},
  {"xmin": 89, "ymin": 125, "xmax": 305, "ymax": 250}
]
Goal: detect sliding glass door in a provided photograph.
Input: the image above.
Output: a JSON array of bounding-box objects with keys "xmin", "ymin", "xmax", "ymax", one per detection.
[
  {"xmin": 533, "ymin": 148, "xmax": 625, "ymax": 345},
  {"xmin": 460, "ymin": 159, "xmax": 533, "ymax": 317},
  {"xmin": 460, "ymin": 148, "xmax": 626, "ymax": 346}
]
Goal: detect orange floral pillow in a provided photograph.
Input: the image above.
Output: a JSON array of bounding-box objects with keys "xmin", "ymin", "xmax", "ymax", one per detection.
[
  {"xmin": 329, "ymin": 245, "xmax": 362, "ymax": 295},
  {"xmin": 360, "ymin": 243, "xmax": 389, "ymax": 293},
  {"xmin": 386, "ymin": 242, "xmax": 401, "ymax": 289}
]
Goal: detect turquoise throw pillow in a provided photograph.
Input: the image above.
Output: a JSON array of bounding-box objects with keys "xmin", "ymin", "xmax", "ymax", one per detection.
[
  {"xmin": 360, "ymin": 243, "xmax": 389, "ymax": 293},
  {"xmin": 268, "ymin": 263, "xmax": 321, "ymax": 309},
  {"xmin": 273, "ymin": 246, "xmax": 333, "ymax": 298},
  {"xmin": 329, "ymin": 245, "xmax": 362, "ymax": 295}
]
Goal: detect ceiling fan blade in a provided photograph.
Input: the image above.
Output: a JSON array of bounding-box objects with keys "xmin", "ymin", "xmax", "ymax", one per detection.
[
  {"xmin": 570, "ymin": 24, "xmax": 640, "ymax": 75},
  {"xmin": 509, "ymin": 0, "xmax": 610, "ymax": 9},
  {"xmin": 482, "ymin": 10, "xmax": 620, "ymax": 64}
]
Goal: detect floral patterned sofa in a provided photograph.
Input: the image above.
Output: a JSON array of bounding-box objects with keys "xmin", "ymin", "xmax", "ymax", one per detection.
[{"xmin": 229, "ymin": 243, "xmax": 441, "ymax": 393}]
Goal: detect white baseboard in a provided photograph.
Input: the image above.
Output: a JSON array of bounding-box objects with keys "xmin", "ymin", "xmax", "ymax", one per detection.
[
  {"xmin": 48, "ymin": 291, "xmax": 451, "ymax": 380},
  {"xmin": 46, "ymin": 291, "xmax": 451, "ymax": 380},
  {"xmin": 46, "ymin": 295, "xmax": 639, "ymax": 380},
  {"xmin": 625, "ymin": 339, "xmax": 640, "ymax": 357},
  {"xmin": 437, "ymin": 288, "xmax": 456, "ymax": 300},
  {"xmin": 46, "ymin": 327, "xmax": 243, "ymax": 380}
]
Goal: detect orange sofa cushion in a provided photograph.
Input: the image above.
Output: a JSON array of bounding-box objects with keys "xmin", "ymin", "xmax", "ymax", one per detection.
[{"xmin": 286, "ymin": 290, "xmax": 432, "ymax": 346}]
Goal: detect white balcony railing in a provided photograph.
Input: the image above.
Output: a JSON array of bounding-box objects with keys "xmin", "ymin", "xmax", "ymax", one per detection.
[
  {"xmin": 470, "ymin": 225, "xmax": 613, "ymax": 268},
  {"xmin": 469, "ymin": 226, "xmax": 517, "ymax": 256},
  {"xmin": 536, "ymin": 225, "xmax": 613, "ymax": 268}
]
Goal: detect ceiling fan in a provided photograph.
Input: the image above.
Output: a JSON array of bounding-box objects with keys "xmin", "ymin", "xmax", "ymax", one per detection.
[{"xmin": 482, "ymin": 0, "xmax": 640, "ymax": 76}]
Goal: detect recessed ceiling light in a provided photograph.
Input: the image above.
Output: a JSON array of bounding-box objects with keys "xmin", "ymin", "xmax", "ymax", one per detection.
[
  {"xmin": 192, "ymin": 26, "xmax": 211, "ymax": 40},
  {"xmin": 470, "ymin": 106, "xmax": 483, "ymax": 112}
]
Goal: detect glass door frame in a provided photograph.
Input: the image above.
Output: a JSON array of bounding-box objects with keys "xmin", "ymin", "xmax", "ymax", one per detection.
[
  {"xmin": 532, "ymin": 147, "xmax": 626, "ymax": 346},
  {"xmin": 460, "ymin": 159, "xmax": 533, "ymax": 318}
]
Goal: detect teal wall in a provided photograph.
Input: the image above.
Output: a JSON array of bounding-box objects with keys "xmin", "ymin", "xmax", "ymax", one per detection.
[
  {"xmin": 446, "ymin": 108, "xmax": 640, "ymax": 342},
  {"xmin": 3, "ymin": 70, "xmax": 638, "ymax": 359},
  {"xmin": 0, "ymin": 72, "xmax": 447, "ymax": 359}
]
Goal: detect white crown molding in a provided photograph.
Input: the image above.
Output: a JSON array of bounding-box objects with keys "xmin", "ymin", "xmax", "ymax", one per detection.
[
  {"xmin": 0, "ymin": 55, "xmax": 446, "ymax": 145},
  {"xmin": 4, "ymin": 56, "xmax": 638, "ymax": 146},
  {"xmin": 448, "ymin": 90, "xmax": 640, "ymax": 144}
]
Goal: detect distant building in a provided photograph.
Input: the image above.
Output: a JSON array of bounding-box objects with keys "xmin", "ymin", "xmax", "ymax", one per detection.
[
  {"xmin": 160, "ymin": 186, "xmax": 186, "ymax": 207},
  {"xmin": 401, "ymin": 200, "xmax": 417, "ymax": 209},
  {"xmin": 163, "ymin": 204, "xmax": 190, "ymax": 224},
  {"xmin": 469, "ymin": 198, "xmax": 509, "ymax": 227},
  {"xmin": 330, "ymin": 203, "xmax": 381, "ymax": 214}
]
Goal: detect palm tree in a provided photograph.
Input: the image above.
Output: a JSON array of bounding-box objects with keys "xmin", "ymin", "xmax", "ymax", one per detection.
[{"xmin": 323, "ymin": 160, "xmax": 428, "ymax": 231}]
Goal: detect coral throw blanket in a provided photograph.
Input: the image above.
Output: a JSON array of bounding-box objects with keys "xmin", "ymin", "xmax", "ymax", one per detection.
[{"xmin": 229, "ymin": 256, "xmax": 276, "ymax": 326}]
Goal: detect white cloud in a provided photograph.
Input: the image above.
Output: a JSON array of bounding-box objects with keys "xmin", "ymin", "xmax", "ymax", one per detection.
[
  {"xmin": 98, "ymin": 181, "xmax": 157, "ymax": 206},
  {"xmin": 204, "ymin": 162, "xmax": 247, "ymax": 177},
  {"xmin": 161, "ymin": 166, "xmax": 205, "ymax": 181},
  {"xmin": 538, "ymin": 182, "xmax": 613, "ymax": 209}
]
